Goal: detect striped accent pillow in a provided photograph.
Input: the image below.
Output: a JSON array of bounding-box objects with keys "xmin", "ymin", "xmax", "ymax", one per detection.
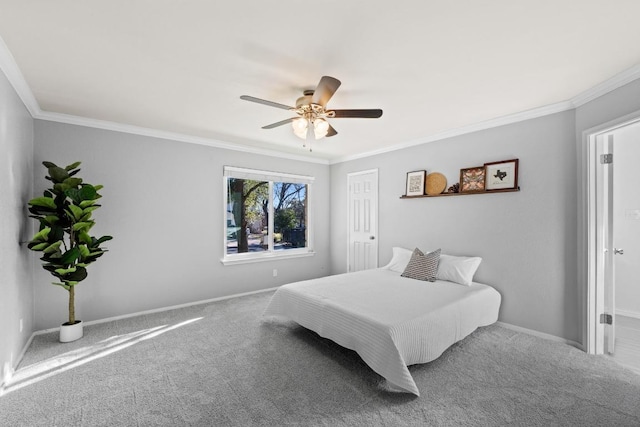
[{"xmin": 401, "ymin": 248, "xmax": 441, "ymax": 281}]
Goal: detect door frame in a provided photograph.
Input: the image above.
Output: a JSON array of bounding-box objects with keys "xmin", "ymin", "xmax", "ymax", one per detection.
[
  {"xmin": 582, "ymin": 109, "xmax": 640, "ymax": 354},
  {"xmin": 346, "ymin": 169, "xmax": 379, "ymax": 272}
]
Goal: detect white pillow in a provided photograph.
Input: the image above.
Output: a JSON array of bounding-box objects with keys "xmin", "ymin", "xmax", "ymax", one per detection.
[
  {"xmin": 436, "ymin": 254, "xmax": 482, "ymax": 286},
  {"xmin": 383, "ymin": 247, "xmax": 414, "ymax": 273}
]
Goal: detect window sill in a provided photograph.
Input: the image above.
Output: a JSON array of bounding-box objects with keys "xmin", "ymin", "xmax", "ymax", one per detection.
[{"xmin": 220, "ymin": 250, "xmax": 315, "ymax": 266}]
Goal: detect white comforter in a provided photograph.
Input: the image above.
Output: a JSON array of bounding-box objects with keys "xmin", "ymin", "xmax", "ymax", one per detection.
[{"xmin": 263, "ymin": 268, "xmax": 501, "ymax": 396}]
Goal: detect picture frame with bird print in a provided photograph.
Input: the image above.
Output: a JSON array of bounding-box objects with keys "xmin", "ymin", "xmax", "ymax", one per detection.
[{"xmin": 459, "ymin": 166, "xmax": 486, "ymax": 193}]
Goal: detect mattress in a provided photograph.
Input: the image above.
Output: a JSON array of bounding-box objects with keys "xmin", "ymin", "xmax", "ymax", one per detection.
[{"xmin": 263, "ymin": 268, "xmax": 501, "ymax": 396}]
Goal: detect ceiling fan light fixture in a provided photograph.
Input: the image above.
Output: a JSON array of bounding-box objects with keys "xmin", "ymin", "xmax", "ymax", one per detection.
[
  {"xmin": 313, "ymin": 118, "xmax": 329, "ymax": 139},
  {"xmin": 292, "ymin": 117, "xmax": 308, "ymax": 139},
  {"xmin": 241, "ymin": 75, "xmax": 383, "ymax": 149}
]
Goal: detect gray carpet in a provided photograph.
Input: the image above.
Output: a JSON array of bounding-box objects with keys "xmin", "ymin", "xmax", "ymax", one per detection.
[{"xmin": 1, "ymin": 291, "xmax": 640, "ymax": 426}]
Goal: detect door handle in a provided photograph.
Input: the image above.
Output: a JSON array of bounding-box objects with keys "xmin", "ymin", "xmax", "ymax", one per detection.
[
  {"xmin": 369, "ymin": 236, "xmax": 375, "ymax": 240},
  {"xmin": 614, "ymin": 248, "xmax": 624, "ymax": 255}
]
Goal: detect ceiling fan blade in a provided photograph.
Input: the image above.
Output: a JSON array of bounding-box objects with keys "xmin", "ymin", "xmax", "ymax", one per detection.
[
  {"xmin": 240, "ymin": 95, "xmax": 294, "ymax": 110},
  {"xmin": 262, "ymin": 117, "xmax": 297, "ymax": 129},
  {"xmin": 311, "ymin": 76, "xmax": 341, "ymax": 107},
  {"xmin": 326, "ymin": 124, "xmax": 338, "ymax": 137},
  {"xmin": 332, "ymin": 109, "xmax": 383, "ymax": 118}
]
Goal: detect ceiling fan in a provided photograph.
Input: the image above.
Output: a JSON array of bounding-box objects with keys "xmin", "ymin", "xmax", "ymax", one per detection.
[{"xmin": 240, "ymin": 76, "xmax": 383, "ymax": 150}]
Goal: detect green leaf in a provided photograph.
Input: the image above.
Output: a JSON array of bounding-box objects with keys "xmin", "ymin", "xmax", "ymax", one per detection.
[
  {"xmin": 72, "ymin": 221, "xmax": 94, "ymax": 232},
  {"xmin": 79, "ymin": 200, "xmax": 96, "ymax": 208},
  {"xmin": 42, "ymin": 161, "xmax": 58, "ymax": 168},
  {"xmin": 64, "ymin": 266, "xmax": 87, "ymax": 282},
  {"xmin": 65, "ymin": 161, "xmax": 81, "ymax": 171},
  {"xmin": 78, "ymin": 185, "xmax": 97, "ymax": 201},
  {"xmin": 48, "ymin": 166, "xmax": 69, "ymax": 182},
  {"xmin": 94, "ymin": 235, "xmax": 113, "ymax": 246},
  {"xmin": 55, "ymin": 267, "xmax": 77, "ymax": 275},
  {"xmin": 43, "ymin": 241, "xmax": 62, "ymax": 254},
  {"xmin": 63, "ymin": 177, "xmax": 83, "ymax": 188},
  {"xmin": 43, "ymin": 251, "xmax": 62, "ymax": 260},
  {"xmin": 28, "ymin": 197, "xmax": 56, "ymax": 209},
  {"xmin": 67, "ymin": 204, "xmax": 84, "ymax": 221},
  {"xmin": 78, "ymin": 212, "xmax": 92, "ymax": 222},
  {"xmin": 60, "ymin": 247, "xmax": 80, "ymax": 265},
  {"xmin": 52, "ymin": 282, "xmax": 71, "ymax": 291},
  {"xmin": 29, "ymin": 242, "xmax": 50, "ymax": 251},
  {"xmin": 93, "ymin": 185, "xmax": 104, "ymax": 191},
  {"xmin": 31, "ymin": 227, "xmax": 51, "ymax": 242},
  {"xmin": 49, "ymin": 226, "xmax": 65, "ymax": 242},
  {"xmin": 42, "ymin": 215, "xmax": 60, "ymax": 226},
  {"xmin": 82, "ymin": 206, "xmax": 99, "ymax": 214},
  {"xmin": 55, "ymin": 183, "xmax": 71, "ymax": 194},
  {"xmin": 79, "ymin": 231, "xmax": 92, "ymax": 245},
  {"xmin": 64, "ymin": 188, "xmax": 80, "ymax": 203},
  {"xmin": 78, "ymin": 245, "xmax": 90, "ymax": 258}
]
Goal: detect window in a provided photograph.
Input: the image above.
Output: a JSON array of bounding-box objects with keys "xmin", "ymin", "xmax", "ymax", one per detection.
[{"xmin": 222, "ymin": 166, "xmax": 314, "ymax": 264}]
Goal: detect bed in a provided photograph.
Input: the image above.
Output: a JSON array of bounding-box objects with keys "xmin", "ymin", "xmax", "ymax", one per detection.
[{"xmin": 262, "ymin": 248, "xmax": 501, "ymax": 396}]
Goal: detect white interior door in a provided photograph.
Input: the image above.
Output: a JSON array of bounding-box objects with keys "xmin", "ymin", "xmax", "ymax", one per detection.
[{"xmin": 347, "ymin": 169, "xmax": 378, "ymax": 272}]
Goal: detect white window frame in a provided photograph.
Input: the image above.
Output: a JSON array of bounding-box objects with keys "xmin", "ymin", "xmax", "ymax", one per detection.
[{"xmin": 221, "ymin": 166, "xmax": 315, "ymax": 265}]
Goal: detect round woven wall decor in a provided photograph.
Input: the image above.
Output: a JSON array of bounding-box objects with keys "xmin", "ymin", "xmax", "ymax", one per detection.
[{"xmin": 425, "ymin": 172, "xmax": 447, "ymax": 195}]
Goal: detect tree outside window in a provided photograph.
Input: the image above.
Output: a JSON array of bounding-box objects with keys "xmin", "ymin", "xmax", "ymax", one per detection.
[{"xmin": 224, "ymin": 167, "xmax": 312, "ymax": 260}]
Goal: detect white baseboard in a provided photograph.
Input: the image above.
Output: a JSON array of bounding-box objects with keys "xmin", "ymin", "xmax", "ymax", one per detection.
[
  {"xmin": 615, "ymin": 309, "xmax": 640, "ymax": 320},
  {"xmin": 0, "ymin": 331, "xmax": 36, "ymax": 396},
  {"xmin": 34, "ymin": 286, "xmax": 280, "ymax": 335},
  {"xmin": 496, "ymin": 321, "xmax": 584, "ymax": 351}
]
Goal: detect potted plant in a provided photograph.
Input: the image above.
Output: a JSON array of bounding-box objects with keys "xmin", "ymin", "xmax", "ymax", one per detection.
[{"xmin": 27, "ymin": 161, "xmax": 112, "ymax": 342}]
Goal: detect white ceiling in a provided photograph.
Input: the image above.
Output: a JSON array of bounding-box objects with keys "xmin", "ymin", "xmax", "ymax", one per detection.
[{"xmin": 1, "ymin": 1, "xmax": 640, "ymax": 162}]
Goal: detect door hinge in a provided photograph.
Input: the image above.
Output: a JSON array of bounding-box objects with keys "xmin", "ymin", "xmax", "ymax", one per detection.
[
  {"xmin": 600, "ymin": 154, "xmax": 613, "ymax": 164},
  {"xmin": 600, "ymin": 313, "xmax": 613, "ymax": 325}
]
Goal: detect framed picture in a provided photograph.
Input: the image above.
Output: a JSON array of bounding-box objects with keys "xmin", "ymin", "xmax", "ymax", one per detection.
[
  {"xmin": 459, "ymin": 166, "xmax": 486, "ymax": 193},
  {"xmin": 484, "ymin": 159, "xmax": 519, "ymax": 191},
  {"xmin": 405, "ymin": 170, "xmax": 426, "ymax": 196}
]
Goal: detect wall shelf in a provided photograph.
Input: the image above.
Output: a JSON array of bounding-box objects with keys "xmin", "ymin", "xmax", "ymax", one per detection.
[{"xmin": 400, "ymin": 187, "xmax": 520, "ymax": 199}]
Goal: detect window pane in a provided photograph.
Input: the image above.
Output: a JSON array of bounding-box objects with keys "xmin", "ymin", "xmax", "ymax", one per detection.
[
  {"xmin": 226, "ymin": 178, "xmax": 269, "ymax": 254},
  {"xmin": 273, "ymin": 182, "xmax": 307, "ymax": 250}
]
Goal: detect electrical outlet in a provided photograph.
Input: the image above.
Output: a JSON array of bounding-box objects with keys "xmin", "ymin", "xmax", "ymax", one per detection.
[
  {"xmin": 273, "ymin": 269, "xmax": 278, "ymax": 277},
  {"xmin": 19, "ymin": 319, "xmax": 23, "ymax": 333}
]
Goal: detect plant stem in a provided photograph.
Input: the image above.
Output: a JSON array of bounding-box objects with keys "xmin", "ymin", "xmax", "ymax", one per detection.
[{"xmin": 68, "ymin": 286, "xmax": 75, "ymax": 324}]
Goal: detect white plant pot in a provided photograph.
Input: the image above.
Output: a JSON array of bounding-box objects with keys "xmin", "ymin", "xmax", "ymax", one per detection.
[{"xmin": 60, "ymin": 320, "xmax": 83, "ymax": 343}]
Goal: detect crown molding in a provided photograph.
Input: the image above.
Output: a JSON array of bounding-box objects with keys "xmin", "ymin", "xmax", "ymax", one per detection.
[
  {"xmin": 0, "ymin": 34, "xmax": 328, "ymax": 165},
  {"xmin": 2, "ymin": 31, "xmax": 639, "ymax": 166},
  {"xmin": 0, "ymin": 36, "xmax": 40, "ymax": 117},
  {"xmin": 35, "ymin": 111, "xmax": 330, "ymax": 165},
  {"xmin": 329, "ymin": 101, "xmax": 573, "ymax": 164},
  {"xmin": 330, "ymin": 64, "xmax": 640, "ymax": 165},
  {"xmin": 570, "ymin": 63, "xmax": 640, "ymax": 108}
]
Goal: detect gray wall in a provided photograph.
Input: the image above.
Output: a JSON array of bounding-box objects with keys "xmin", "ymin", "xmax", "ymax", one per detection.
[
  {"xmin": 33, "ymin": 121, "xmax": 331, "ymax": 330},
  {"xmin": 330, "ymin": 111, "xmax": 580, "ymax": 341},
  {"xmin": 15, "ymin": 69, "xmax": 640, "ymax": 346},
  {"xmin": 0, "ymin": 69, "xmax": 34, "ymax": 383}
]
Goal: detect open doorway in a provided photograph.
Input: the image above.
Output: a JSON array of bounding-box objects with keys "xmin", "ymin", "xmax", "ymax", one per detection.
[{"xmin": 584, "ymin": 112, "xmax": 640, "ymax": 373}]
